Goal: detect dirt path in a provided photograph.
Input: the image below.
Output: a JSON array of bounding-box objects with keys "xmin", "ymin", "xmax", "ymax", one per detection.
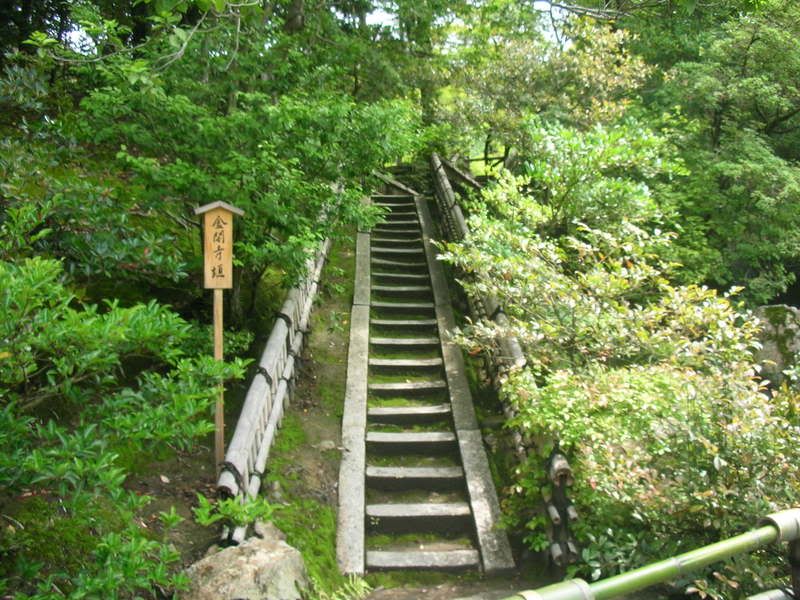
[{"xmin": 366, "ymin": 574, "xmax": 541, "ymax": 600}]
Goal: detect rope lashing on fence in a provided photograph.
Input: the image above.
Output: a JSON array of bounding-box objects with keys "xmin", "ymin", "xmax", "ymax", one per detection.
[
  {"xmin": 218, "ymin": 462, "xmax": 246, "ymax": 498},
  {"xmin": 274, "ymin": 312, "xmax": 293, "ymax": 327},
  {"xmin": 254, "ymin": 365, "xmax": 273, "ymax": 387}
]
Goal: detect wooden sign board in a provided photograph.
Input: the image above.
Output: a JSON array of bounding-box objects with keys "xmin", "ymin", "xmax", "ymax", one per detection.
[
  {"xmin": 194, "ymin": 200, "xmax": 244, "ymax": 473},
  {"xmin": 203, "ymin": 208, "xmax": 233, "ymax": 289},
  {"xmin": 195, "ymin": 201, "xmax": 244, "ymax": 290}
]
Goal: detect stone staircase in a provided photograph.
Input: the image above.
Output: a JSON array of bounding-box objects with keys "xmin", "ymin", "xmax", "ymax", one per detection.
[{"xmin": 337, "ymin": 178, "xmax": 514, "ymax": 575}]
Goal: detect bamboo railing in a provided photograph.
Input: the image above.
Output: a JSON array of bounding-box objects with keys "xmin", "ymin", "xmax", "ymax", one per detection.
[
  {"xmin": 216, "ymin": 238, "xmax": 331, "ymax": 543},
  {"xmin": 430, "ymin": 153, "xmax": 526, "ymax": 379},
  {"xmin": 430, "ymin": 153, "xmax": 579, "ymax": 566},
  {"xmin": 506, "ymin": 509, "xmax": 800, "ymax": 600}
]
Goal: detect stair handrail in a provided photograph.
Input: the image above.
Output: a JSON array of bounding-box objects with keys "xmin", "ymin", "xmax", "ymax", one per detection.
[
  {"xmin": 216, "ymin": 235, "xmax": 331, "ymax": 544},
  {"xmin": 431, "ymin": 152, "xmax": 581, "ymax": 566},
  {"xmin": 505, "ymin": 509, "xmax": 800, "ymax": 600},
  {"xmin": 430, "ymin": 152, "xmax": 526, "ymax": 378}
]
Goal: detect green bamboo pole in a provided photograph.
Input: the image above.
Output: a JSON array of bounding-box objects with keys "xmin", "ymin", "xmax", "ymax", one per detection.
[
  {"xmin": 748, "ymin": 591, "xmax": 792, "ymax": 600},
  {"xmin": 591, "ymin": 525, "xmax": 776, "ymax": 599},
  {"xmin": 508, "ymin": 509, "xmax": 800, "ymax": 600}
]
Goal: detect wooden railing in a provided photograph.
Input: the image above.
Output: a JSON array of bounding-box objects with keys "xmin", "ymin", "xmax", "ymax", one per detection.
[
  {"xmin": 430, "ymin": 153, "xmax": 579, "ymax": 567},
  {"xmin": 217, "ymin": 237, "xmax": 331, "ymax": 544},
  {"xmin": 506, "ymin": 509, "xmax": 800, "ymax": 600},
  {"xmin": 430, "ymin": 153, "xmax": 526, "ymax": 381}
]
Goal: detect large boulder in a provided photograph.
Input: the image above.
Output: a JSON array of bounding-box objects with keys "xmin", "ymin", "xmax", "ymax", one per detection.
[
  {"xmin": 182, "ymin": 522, "xmax": 309, "ymax": 600},
  {"xmin": 754, "ymin": 304, "xmax": 800, "ymax": 385}
]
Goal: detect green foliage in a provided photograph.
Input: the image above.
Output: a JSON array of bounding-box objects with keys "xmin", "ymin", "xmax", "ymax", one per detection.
[
  {"xmin": 511, "ymin": 119, "xmax": 677, "ymax": 235},
  {"xmin": 0, "ymin": 138, "xmax": 191, "ymax": 300},
  {"xmin": 1, "ymin": 495, "xmax": 189, "ymax": 599},
  {"xmin": 0, "ymin": 257, "xmax": 244, "ymax": 414},
  {"xmin": 444, "ymin": 16, "xmax": 652, "ymax": 154},
  {"xmin": 311, "ymin": 575, "xmax": 371, "ymax": 600},
  {"xmin": 443, "ymin": 136, "xmax": 800, "ymax": 595},
  {"xmin": 0, "ymin": 257, "xmax": 246, "ymax": 596},
  {"xmin": 193, "ymin": 494, "xmax": 275, "ymax": 529},
  {"xmin": 651, "ymin": 0, "xmax": 800, "ymax": 304},
  {"xmin": 660, "ymin": 128, "xmax": 800, "ymax": 303}
]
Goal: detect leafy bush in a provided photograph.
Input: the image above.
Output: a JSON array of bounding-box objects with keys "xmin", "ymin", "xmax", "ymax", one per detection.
[
  {"xmin": 650, "ymin": 0, "xmax": 800, "ymax": 304},
  {"xmin": 458, "ymin": 119, "xmax": 678, "ymax": 238},
  {"xmin": 0, "ymin": 257, "xmax": 246, "ymax": 596},
  {"xmin": 441, "ymin": 123, "xmax": 800, "ymax": 595},
  {"xmin": 193, "ymin": 494, "xmax": 275, "ymax": 529}
]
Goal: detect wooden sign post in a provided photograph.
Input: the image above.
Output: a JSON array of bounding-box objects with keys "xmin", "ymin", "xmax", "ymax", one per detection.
[{"xmin": 194, "ymin": 201, "xmax": 244, "ymax": 475}]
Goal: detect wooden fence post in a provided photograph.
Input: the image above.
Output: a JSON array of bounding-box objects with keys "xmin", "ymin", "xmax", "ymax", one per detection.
[{"xmin": 194, "ymin": 201, "xmax": 245, "ymax": 475}]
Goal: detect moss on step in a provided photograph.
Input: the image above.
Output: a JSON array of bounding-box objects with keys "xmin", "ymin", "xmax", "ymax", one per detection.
[
  {"xmin": 368, "ymin": 454, "xmax": 461, "ymax": 468},
  {"xmin": 368, "ymin": 348, "xmax": 442, "ymax": 360},
  {"xmin": 368, "ymin": 422, "xmax": 453, "ymax": 434},
  {"xmin": 368, "ymin": 372, "xmax": 444, "ymax": 384},
  {"xmin": 365, "ymin": 488, "xmax": 468, "ymax": 505},
  {"xmin": 365, "ymin": 531, "xmax": 473, "ymax": 550}
]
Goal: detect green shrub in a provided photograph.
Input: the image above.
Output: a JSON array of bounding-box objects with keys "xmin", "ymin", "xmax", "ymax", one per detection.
[
  {"xmin": 0, "ymin": 257, "xmax": 246, "ymax": 596},
  {"xmin": 441, "ymin": 124, "xmax": 800, "ymax": 596}
]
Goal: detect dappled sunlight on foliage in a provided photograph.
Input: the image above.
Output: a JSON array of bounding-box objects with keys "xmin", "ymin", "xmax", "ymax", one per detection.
[{"xmin": 441, "ymin": 122, "xmax": 800, "ymax": 594}]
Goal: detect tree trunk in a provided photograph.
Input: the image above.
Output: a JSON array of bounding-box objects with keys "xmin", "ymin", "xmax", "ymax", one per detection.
[
  {"xmin": 130, "ymin": 0, "xmax": 151, "ymax": 46},
  {"xmin": 231, "ymin": 267, "xmax": 245, "ymax": 327},
  {"xmin": 284, "ymin": 0, "xmax": 304, "ymax": 33},
  {"xmin": 419, "ymin": 74, "xmax": 436, "ymax": 125},
  {"xmin": 711, "ymin": 106, "xmax": 725, "ymax": 150}
]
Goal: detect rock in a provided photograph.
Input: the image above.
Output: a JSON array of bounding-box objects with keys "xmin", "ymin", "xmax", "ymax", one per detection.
[
  {"xmin": 183, "ymin": 526, "xmax": 309, "ymax": 600},
  {"xmin": 253, "ymin": 520, "xmax": 285, "ymax": 541},
  {"xmin": 755, "ymin": 304, "xmax": 800, "ymax": 385},
  {"xmin": 269, "ymin": 481, "xmax": 284, "ymax": 503}
]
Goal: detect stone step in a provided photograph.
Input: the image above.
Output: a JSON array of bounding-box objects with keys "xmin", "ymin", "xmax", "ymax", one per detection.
[
  {"xmin": 374, "ymin": 203, "xmax": 417, "ymax": 211},
  {"xmin": 372, "ymin": 228, "xmax": 420, "ymax": 237},
  {"xmin": 370, "ymin": 258, "xmax": 428, "ymax": 272},
  {"xmin": 377, "ymin": 219, "xmax": 419, "ymax": 228},
  {"xmin": 366, "ymin": 549, "xmax": 480, "ymax": 571},
  {"xmin": 369, "ymin": 357, "xmax": 443, "ymax": 371},
  {"xmin": 370, "ymin": 336, "xmax": 440, "ymax": 348},
  {"xmin": 370, "ymin": 318, "xmax": 438, "ymax": 332},
  {"xmin": 383, "ymin": 210, "xmax": 419, "ymax": 219},
  {"xmin": 366, "ymin": 431, "xmax": 457, "ymax": 454},
  {"xmin": 371, "ymin": 300, "xmax": 435, "ymax": 315},
  {"xmin": 380, "ymin": 212, "xmax": 417, "ymax": 220},
  {"xmin": 366, "ymin": 502, "xmax": 472, "ymax": 533},
  {"xmin": 371, "ymin": 285, "xmax": 433, "ymax": 300},
  {"xmin": 371, "ymin": 247, "xmax": 425, "ymax": 255},
  {"xmin": 372, "ymin": 284, "xmax": 431, "ymax": 293},
  {"xmin": 368, "ymin": 380, "xmax": 448, "ymax": 396},
  {"xmin": 372, "ymin": 272, "xmax": 430, "ymax": 285},
  {"xmin": 365, "ymin": 465, "xmax": 464, "ymax": 490},
  {"xmin": 373, "ymin": 194, "xmax": 415, "ymax": 202},
  {"xmin": 371, "ymin": 236, "xmax": 423, "ymax": 245},
  {"xmin": 368, "ymin": 404, "xmax": 452, "ymax": 425}
]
